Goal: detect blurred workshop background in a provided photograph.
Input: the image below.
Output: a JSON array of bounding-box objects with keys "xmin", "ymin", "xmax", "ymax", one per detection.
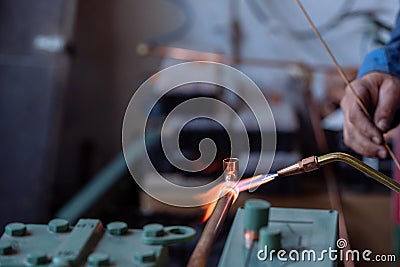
[{"xmin": 0, "ymin": 0, "xmax": 399, "ymax": 266}]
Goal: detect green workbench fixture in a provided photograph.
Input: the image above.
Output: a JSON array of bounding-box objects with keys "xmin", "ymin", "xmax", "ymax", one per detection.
[
  {"xmin": 0, "ymin": 218, "xmax": 195, "ymax": 266},
  {"xmin": 219, "ymin": 199, "xmax": 338, "ymax": 267}
]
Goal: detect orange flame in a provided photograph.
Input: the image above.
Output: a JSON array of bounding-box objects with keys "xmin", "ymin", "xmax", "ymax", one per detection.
[
  {"xmin": 200, "ymin": 183, "xmax": 239, "ymax": 223},
  {"xmin": 200, "ymin": 174, "xmax": 276, "ymax": 223},
  {"xmin": 202, "ymin": 200, "xmax": 217, "ymax": 223}
]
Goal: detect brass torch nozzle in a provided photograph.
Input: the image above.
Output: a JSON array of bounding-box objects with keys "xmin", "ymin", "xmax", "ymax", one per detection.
[
  {"xmin": 276, "ymin": 152, "xmax": 400, "ymax": 193},
  {"xmin": 277, "ymin": 156, "xmax": 319, "ymax": 177}
]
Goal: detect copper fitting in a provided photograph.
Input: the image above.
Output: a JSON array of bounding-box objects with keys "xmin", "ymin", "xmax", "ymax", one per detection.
[
  {"xmin": 223, "ymin": 158, "xmax": 239, "ymax": 182},
  {"xmin": 277, "ymin": 156, "xmax": 319, "ymax": 177},
  {"xmin": 243, "ymin": 230, "xmax": 259, "ymax": 249}
]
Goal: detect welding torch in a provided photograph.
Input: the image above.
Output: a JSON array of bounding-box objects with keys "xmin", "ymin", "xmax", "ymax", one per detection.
[
  {"xmin": 277, "ymin": 152, "xmax": 400, "ymax": 193},
  {"xmin": 188, "ymin": 153, "xmax": 400, "ymax": 267}
]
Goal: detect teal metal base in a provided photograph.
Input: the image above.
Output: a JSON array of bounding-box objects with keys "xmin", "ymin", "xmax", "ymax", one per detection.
[
  {"xmin": 0, "ymin": 218, "xmax": 195, "ymax": 267},
  {"xmin": 219, "ymin": 204, "xmax": 338, "ymax": 267}
]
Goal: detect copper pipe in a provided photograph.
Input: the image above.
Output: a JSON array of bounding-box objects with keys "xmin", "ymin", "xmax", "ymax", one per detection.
[
  {"xmin": 187, "ymin": 188, "xmax": 237, "ymax": 267},
  {"xmin": 187, "ymin": 158, "xmax": 239, "ymax": 267},
  {"xmin": 137, "ymin": 43, "xmax": 355, "ymax": 73}
]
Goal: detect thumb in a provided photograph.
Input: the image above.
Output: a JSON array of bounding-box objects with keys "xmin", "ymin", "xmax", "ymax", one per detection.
[{"xmin": 374, "ymin": 78, "xmax": 400, "ymax": 132}]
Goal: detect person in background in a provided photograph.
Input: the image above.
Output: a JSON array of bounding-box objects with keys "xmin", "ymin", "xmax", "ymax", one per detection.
[
  {"xmin": 341, "ymin": 12, "xmax": 400, "ymax": 158},
  {"xmin": 340, "ymin": 11, "xmax": 400, "ymax": 261}
]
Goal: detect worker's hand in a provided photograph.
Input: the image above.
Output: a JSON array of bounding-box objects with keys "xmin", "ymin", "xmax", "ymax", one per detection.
[{"xmin": 340, "ymin": 72, "xmax": 400, "ymax": 158}]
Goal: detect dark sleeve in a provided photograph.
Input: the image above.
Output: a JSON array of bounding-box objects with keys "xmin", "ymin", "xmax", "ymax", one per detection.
[{"xmin": 358, "ymin": 12, "xmax": 400, "ymax": 78}]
